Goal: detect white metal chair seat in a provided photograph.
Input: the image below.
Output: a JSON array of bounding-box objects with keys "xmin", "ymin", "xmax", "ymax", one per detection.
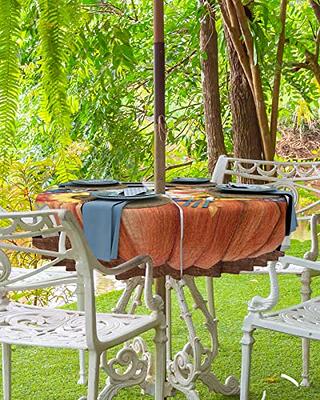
[
  {"xmin": 0, "ymin": 302, "xmax": 160, "ymax": 350},
  {"xmin": 240, "ymin": 257, "xmax": 320, "ymax": 399},
  {"xmin": 243, "ymin": 262, "xmax": 308, "ymax": 275},
  {"xmin": 250, "ymin": 297, "xmax": 320, "ymax": 340},
  {"xmin": 7, "ymin": 267, "xmax": 77, "ymax": 290},
  {"xmin": 0, "ymin": 206, "xmax": 87, "ymax": 383}
]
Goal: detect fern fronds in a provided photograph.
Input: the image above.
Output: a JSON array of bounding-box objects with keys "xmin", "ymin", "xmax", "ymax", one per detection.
[
  {"xmin": 37, "ymin": 0, "xmax": 71, "ymax": 141},
  {"xmin": 0, "ymin": 0, "xmax": 21, "ymax": 154},
  {"xmin": 37, "ymin": 0, "xmax": 82, "ymax": 180},
  {"xmin": 55, "ymin": 149, "xmax": 81, "ymax": 183}
]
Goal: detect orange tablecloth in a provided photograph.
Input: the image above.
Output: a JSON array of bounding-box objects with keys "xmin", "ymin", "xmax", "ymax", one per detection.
[{"xmin": 36, "ymin": 188, "xmax": 287, "ymax": 278}]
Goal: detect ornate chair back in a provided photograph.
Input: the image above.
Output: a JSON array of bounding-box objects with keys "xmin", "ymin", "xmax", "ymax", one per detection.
[
  {"xmin": 0, "ymin": 209, "xmax": 100, "ymax": 349},
  {"xmin": 212, "ymin": 155, "xmax": 320, "ymax": 216}
]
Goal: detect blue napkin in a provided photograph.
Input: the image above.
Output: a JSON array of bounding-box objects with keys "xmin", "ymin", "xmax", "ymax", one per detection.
[
  {"xmin": 278, "ymin": 191, "xmax": 297, "ymax": 235},
  {"xmin": 82, "ymin": 200, "xmax": 128, "ymax": 261}
]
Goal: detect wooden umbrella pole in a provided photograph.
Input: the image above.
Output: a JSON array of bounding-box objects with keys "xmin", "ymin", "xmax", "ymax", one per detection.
[
  {"xmin": 154, "ymin": 0, "xmax": 166, "ymax": 195},
  {"xmin": 153, "ymin": 0, "xmax": 166, "ymax": 299},
  {"xmin": 153, "ymin": 4, "xmax": 167, "ymax": 392}
]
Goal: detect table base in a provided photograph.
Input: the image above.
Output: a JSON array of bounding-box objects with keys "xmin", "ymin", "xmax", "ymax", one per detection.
[
  {"xmin": 101, "ymin": 275, "xmax": 240, "ymax": 398},
  {"xmin": 166, "ymin": 276, "xmax": 239, "ymax": 398},
  {"xmin": 98, "ymin": 337, "xmax": 152, "ymax": 399}
]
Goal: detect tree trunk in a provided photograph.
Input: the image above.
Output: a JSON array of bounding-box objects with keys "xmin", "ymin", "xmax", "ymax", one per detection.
[
  {"xmin": 223, "ymin": 16, "xmax": 263, "ymax": 160},
  {"xmin": 200, "ymin": 2, "xmax": 226, "ymax": 174},
  {"xmin": 310, "ymin": 0, "xmax": 320, "ymax": 22}
]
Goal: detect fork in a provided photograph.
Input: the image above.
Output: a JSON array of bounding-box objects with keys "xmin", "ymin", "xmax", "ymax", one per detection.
[
  {"xmin": 182, "ymin": 198, "xmax": 193, "ymax": 207},
  {"xmin": 191, "ymin": 200, "xmax": 201, "ymax": 208},
  {"xmin": 202, "ymin": 197, "xmax": 213, "ymax": 208}
]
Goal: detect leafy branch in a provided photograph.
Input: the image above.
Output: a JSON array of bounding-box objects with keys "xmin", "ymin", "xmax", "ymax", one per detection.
[
  {"xmin": 37, "ymin": 0, "xmax": 81, "ymax": 181},
  {"xmin": 0, "ymin": 0, "xmax": 21, "ymax": 165}
]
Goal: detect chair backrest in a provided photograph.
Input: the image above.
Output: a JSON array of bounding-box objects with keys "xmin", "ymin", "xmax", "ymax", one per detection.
[
  {"xmin": 0, "ymin": 209, "xmax": 101, "ymax": 348},
  {"xmin": 212, "ymin": 155, "xmax": 320, "ymax": 216}
]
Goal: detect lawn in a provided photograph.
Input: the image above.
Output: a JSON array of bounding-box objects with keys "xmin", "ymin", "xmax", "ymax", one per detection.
[{"xmin": 2, "ymin": 240, "xmax": 320, "ymax": 399}]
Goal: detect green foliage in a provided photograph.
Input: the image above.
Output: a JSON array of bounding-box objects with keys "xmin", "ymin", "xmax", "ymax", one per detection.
[
  {"xmin": 281, "ymin": 0, "xmax": 320, "ymax": 121},
  {"xmin": 0, "ymin": 0, "xmax": 319, "ymax": 191},
  {"xmin": 0, "ymin": 0, "xmax": 21, "ymax": 169},
  {"xmin": 36, "ymin": 0, "xmax": 82, "ymax": 181},
  {"xmin": 37, "ymin": 0, "xmax": 71, "ymax": 135},
  {"xmin": 0, "ymin": 158, "xmax": 54, "ymax": 211}
]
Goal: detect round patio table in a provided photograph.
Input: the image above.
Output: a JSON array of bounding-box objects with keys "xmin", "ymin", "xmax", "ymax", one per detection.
[
  {"xmin": 36, "ymin": 185, "xmax": 288, "ymax": 398},
  {"xmin": 37, "ymin": 187, "xmax": 286, "ymax": 276}
]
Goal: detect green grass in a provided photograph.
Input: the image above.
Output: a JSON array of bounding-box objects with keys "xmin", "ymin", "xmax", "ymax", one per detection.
[{"xmin": 2, "ymin": 240, "xmax": 320, "ymax": 399}]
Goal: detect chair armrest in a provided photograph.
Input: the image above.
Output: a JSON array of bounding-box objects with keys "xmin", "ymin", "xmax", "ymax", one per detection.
[
  {"xmin": 303, "ymin": 214, "xmax": 320, "ymax": 261},
  {"xmin": 142, "ymin": 258, "xmax": 164, "ymax": 312},
  {"xmin": 95, "ymin": 255, "xmax": 150, "ymax": 276},
  {"xmin": 97, "ymin": 255, "xmax": 164, "ymax": 313},
  {"xmin": 247, "ymin": 262, "xmax": 280, "ymax": 313},
  {"xmin": 280, "ymin": 255, "xmax": 320, "ymax": 272}
]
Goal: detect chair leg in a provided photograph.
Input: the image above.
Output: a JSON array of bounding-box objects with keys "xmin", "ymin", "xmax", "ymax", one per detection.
[
  {"xmin": 301, "ymin": 269, "xmax": 312, "ymax": 387},
  {"xmin": 165, "ymin": 277, "xmax": 172, "ymax": 362},
  {"xmin": 2, "ymin": 343, "xmax": 11, "ymax": 400},
  {"xmin": 87, "ymin": 351, "xmax": 100, "ymax": 400},
  {"xmin": 77, "ymin": 279, "xmax": 87, "ymax": 385},
  {"xmin": 206, "ymin": 277, "xmax": 218, "ymax": 343},
  {"xmin": 240, "ymin": 328, "xmax": 255, "ymax": 400},
  {"xmin": 154, "ymin": 323, "xmax": 167, "ymax": 400}
]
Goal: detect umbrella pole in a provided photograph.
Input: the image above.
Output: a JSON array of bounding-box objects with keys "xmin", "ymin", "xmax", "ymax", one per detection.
[
  {"xmin": 154, "ymin": 0, "xmax": 166, "ymax": 195},
  {"xmin": 153, "ymin": 0, "xmax": 166, "ymax": 300},
  {"xmin": 154, "ymin": 1, "xmax": 167, "ymax": 393}
]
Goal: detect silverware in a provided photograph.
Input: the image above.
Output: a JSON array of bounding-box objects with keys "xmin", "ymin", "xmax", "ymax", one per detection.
[
  {"xmin": 172, "ymin": 198, "xmax": 186, "ymax": 203},
  {"xmin": 202, "ymin": 198, "xmax": 213, "ymax": 208},
  {"xmin": 191, "ymin": 200, "xmax": 201, "ymax": 208},
  {"xmin": 182, "ymin": 198, "xmax": 193, "ymax": 207}
]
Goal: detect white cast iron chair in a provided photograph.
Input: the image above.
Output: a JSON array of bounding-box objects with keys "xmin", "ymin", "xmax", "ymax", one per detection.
[
  {"xmin": 211, "ymin": 155, "xmax": 320, "ymax": 386},
  {"xmin": 0, "ymin": 209, "xmax": 166, "ymax": 400},
  {"xmin": 240, "ymin": 256, "xmax": 320, "ymax": 399},
  {"xmin": 0, "ymin": 206, "xmax": 88, "ymax": 384}
]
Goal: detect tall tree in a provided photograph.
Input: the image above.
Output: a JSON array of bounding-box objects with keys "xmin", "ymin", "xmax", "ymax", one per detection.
[
  {"xmin": 200, "ymin": 0, "xmax": 226, "ymax": 173},
  {"xmin": 225, "ymin": 26, "xmax": 263, "ymax": 160},
  {"xmin": 220, "ymin": 0, "xmax": 288, "ymax": 160}
]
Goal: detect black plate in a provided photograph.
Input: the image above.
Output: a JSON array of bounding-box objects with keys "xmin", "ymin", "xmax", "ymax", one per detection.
[
  {"xmin": 216, "ymin": 184, "xmax": 277, "ymax": 193},
  {"xmin": 59, "ymin": 179, "xmax": 119, "ymax": 187},
  {"xmin": 120, "ymin": 182, "xmax": 146, "ymax": 187},
  {"xmin": 91, "ymin": 190, "xmax": 159, "ymax": 201},
  {"xmin": 171, "ymin": 177, "xmax": 210, "ymax": 185}
]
